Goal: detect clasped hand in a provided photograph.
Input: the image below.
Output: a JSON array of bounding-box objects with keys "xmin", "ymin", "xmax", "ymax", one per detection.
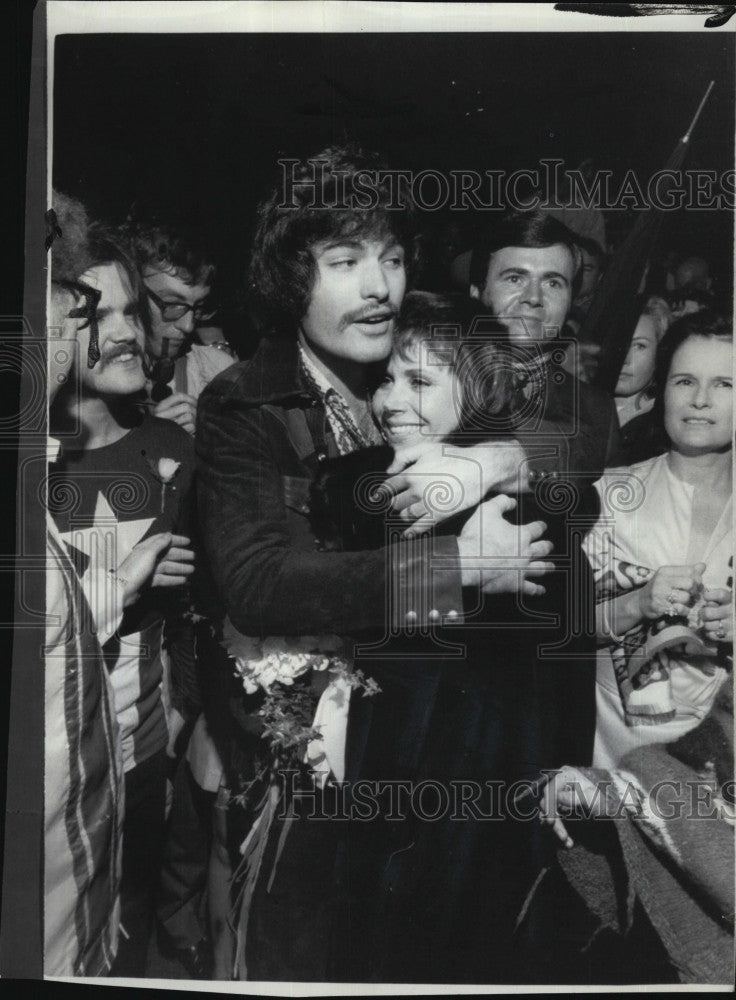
[
  {"xmin": 699, "ymin": 586, "xmax": 734, "ymax": 644},
  {"xmin": 118, "ymin": 532, "xmax": 195, "ymax": 607},
  {"xmin": 635, "ymin": 562, "xmax": 707, "ymax": 621},
  {"xmin": 153, "ymin": 392, "xmax": 198, "ymax": 436},
  {"xmin": 637, "ymin": 561, "xmax": 735, "ymax": 644}
]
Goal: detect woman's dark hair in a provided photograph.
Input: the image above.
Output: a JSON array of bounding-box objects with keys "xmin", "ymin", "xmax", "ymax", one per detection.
[
  {"xmin": 649, "ymin": 310, "xmax": 732, "ymax": 440},
  {"xmin": 247, "ymin": 143, "xmax": 422, "ymax": 335},
  {"xmin": 469, "ymin": 209, "xmax": 582, "ymax": 294},
  {"xmin": 389, "ymin": 290, "xmax": 522, "ymax": 440}
]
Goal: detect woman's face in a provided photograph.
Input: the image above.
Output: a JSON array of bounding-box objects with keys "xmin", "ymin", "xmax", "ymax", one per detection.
[
  {"xmin": 664, "ymin": 335, "xmax": 732, "ymax": 455},
  {"xmin": 372, "ymin": 338, "xmax": 461, "ymax": 447},
  {"xmin": 615, "ymin": 314, "xmax": 659, "ymax": 398}
]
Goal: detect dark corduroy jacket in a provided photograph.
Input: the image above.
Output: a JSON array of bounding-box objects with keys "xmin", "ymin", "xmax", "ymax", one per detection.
[{"xmin": 195, "ymin": 335, "xmax": 463, "ymax": 639}]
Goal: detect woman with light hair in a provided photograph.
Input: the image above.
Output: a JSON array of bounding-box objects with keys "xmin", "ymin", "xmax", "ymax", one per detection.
[{"xmin": 608, "ymin": 294, "xmax": 673, "ymax": 466}]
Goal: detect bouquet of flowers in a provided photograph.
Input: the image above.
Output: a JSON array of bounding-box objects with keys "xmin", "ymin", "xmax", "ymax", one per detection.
[{"xmin": 220, "ymin": 619, "xmax": 379, "ymax": 979}]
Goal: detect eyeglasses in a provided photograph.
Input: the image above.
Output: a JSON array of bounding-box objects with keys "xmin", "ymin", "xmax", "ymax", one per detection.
[{"xmin": 145, "ymin": 286, "xmax": 218, "ymax": 324}]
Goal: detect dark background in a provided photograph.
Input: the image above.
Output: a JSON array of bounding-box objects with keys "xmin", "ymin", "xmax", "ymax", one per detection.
[{"xmin": 53, "ymin": 31, "xmax": 735, "ymax": 354}]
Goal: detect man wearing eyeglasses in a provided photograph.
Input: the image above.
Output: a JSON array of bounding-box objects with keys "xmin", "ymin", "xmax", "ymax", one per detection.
[
  {"xmin": 122, "ymin": 205, "xmax": 235, "ymax": 436},
  {"xmin": 121, "ymin": 204, "xmax": 236, "ymax": 977}
]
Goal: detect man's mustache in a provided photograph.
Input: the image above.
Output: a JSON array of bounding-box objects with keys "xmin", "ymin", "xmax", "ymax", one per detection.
[
  {"xmin": 341, "ymin": 305, "xmax": 398, "ymax": 327},
  {"xmin": 100, "ymin": 341, "xmax": 143, "ymax": 365}
]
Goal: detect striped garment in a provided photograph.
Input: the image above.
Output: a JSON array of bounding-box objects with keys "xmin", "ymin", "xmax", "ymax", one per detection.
[
  {"xmin": 48, "ymin": 416, "xmax": 195, "ymax": 772},
  {"xmin": 44, "ymin": 513, "xmax": 124, "ymax": 976}
]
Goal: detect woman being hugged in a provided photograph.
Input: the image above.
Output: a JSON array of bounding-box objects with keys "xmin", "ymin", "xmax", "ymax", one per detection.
[
  {"xmin": 584, "ymin": 311, "xmax": 732, "ymax": 768},
  {"xmin": 324, "ymin": 291, "xmax": 562, "ymax": 983}
]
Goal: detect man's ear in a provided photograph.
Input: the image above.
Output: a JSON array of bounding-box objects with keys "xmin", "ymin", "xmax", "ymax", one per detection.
[{"xmin": 469, "ymin": 284, "xmax": 480, "ymax": 301}]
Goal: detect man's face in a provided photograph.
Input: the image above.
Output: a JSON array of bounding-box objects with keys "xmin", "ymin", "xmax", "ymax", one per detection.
[
  {"xmin": 470, "ymin": 243, "xmax": 575, "ymax": 344},
  {"xmin": 142, "ymin": 266, "xmax": 212, "ymax": 359},
  {"xmin": 74, "ymin": 263, "xmax": 147, "ymax": 396},
  {"xmin": 674, "ymin": 257, "xmax": 711, "ymax": 292},
  {"xmin": 299, "ymin": 236, "xmax": 406, "ymax": 366}
]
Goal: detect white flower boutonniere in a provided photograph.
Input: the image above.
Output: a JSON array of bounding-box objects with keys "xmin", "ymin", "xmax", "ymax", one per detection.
[
  {"xmin": 147, "ymin": 457, "xmax": 182, "ymax": 512},
  {"xmin": 219, "ymin": 617, "xmax": 380, "ymax": 980}
]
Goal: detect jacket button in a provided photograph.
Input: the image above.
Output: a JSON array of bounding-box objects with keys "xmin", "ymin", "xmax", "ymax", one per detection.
[
  {"xmin": 446, "ymin": 610, "xmax": 459, "ymax": 621},
  {"xmin": 316, "ymin": 451, "xmax": 327, "ymax": 463},
  {"xmin": 405, "ymin": 611, "xmax": 417, "ymax": 624},
  {"xmin": 428, "ymin": 609, "xmax": 441, "ymax": 622},
  {"xmin": 300, "ymin": 502, "xmax": 310, "ymax": 514}
]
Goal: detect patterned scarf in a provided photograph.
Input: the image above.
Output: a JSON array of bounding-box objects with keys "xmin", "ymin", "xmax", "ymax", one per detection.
[
  {"xmin": 509, "ymin": 345, "xmax": 551, "ymax": 418},
  {"xmin": 594, "ymin": 541, "xmax": 716, "ymax": 726},
  {"xmin": 299, "ymin": 346, "xmax": 381, "ymax": 456}
]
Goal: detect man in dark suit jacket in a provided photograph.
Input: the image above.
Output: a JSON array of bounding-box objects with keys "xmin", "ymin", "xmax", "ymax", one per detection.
[
  {"xmin": 467, "ymin": 210, "xmax": 616, "ymax": 488},
  {"xmin": 384, "ymin": 211, "xmax": 618, "ymax": 771},
  {"xmin": 466, "ymin": 210, "xmax": 619, "ymax": 768}
]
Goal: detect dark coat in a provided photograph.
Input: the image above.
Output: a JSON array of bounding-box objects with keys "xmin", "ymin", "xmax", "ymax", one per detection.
[
  {"xmin": 319, "ymin": 366, "xmax": 619, "ymax": 982},
  {"xmin": 195, "ymin": 334, "xmax": 462, "ymax": 982},
  {"xmin": 195, "ymin": 335, "xmax": 463, "ymax": 639},
  {"xmin": 606, "ymin": 407, "xmax": 668, "ymax": 469},
  {"xmin": 513, "ymin": 361, "xmax": 619, "ymax": 767},
  {"xmin": 515, "ymin": 357, "xmax": 620, "ymax": 490}
]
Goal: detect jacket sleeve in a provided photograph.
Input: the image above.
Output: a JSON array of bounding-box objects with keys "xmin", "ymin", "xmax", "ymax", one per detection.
[
  {"xmin": 517, "ymin": 381, "xmax": 619, "ymax": 506},
  {"xmin": 573, "ymin": 384, "xmax": 620, "ymax": 480},
  {"xmin": 195, "ymin": 383, "xmax": 463, "ymax": 636}
]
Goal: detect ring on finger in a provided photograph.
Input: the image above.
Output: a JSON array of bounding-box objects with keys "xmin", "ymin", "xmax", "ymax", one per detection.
[
  {"xmin": 665, "ymin": 593, "xmax": 681, "ymax": 619},
  {"xmin": 716, "ymin": 627, "xmax": 727, "ymax": 640}
]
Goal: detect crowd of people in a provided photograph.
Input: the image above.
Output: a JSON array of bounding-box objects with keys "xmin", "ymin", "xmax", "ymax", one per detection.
[{"xmin": 44, "ymin": 144, "xmax": 733, "ymax": 985}]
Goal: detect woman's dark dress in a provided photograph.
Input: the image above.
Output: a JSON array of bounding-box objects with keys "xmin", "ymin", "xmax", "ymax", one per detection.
[{"xmin": 310, "ymin": 445, "xmax": 597, "ymax": 982}]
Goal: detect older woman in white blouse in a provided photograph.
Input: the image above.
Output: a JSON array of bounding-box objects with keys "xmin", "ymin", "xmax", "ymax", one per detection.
[{"xmin": 584, "ymin": 311, "xmax": 732, "ymax": 768}]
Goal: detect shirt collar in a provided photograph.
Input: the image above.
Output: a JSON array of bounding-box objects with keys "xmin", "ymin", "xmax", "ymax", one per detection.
[
  {"xmin": 616, "ymin": 393, "xmax": 654, "ymax": 426},
  {"xmin": 298, "ymin": 344, "xmax": 381, "ymax": 453},
  {"xmin": 298, "ymin": 344, "xmax": 339, "ymax": 403}
]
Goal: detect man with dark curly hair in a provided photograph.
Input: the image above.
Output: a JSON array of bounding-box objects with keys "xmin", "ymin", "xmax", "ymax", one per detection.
[
  {"xmin": 121, "ymin": 203, "xmax": 235, "ymax": 436},
  {"xmin": 196, "ymin": 144, "xmax": 554, "ymax": 980}
]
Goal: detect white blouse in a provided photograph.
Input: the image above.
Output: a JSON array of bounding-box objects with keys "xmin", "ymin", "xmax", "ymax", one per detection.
[{"xmin": 583, "ymin": 453, "xmax": 732, "ymax": 768}]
